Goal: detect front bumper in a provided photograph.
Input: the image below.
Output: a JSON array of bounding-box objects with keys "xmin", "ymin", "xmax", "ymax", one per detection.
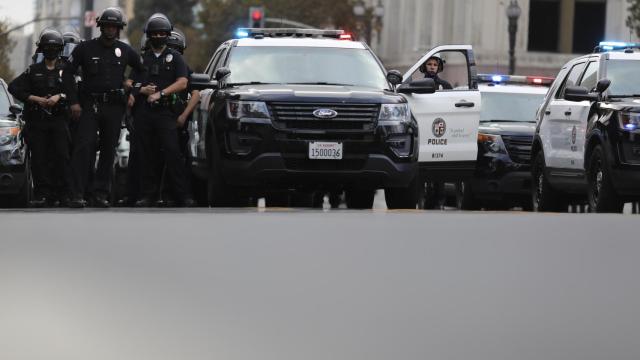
[{"xmin": 471, "ymin": 150, "xmax": 531, "ymax": 198}]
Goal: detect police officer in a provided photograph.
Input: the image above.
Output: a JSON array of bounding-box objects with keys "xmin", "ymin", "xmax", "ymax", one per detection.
[
  {"xmin": 419, "ymin": 54, "xmax": 452, "ymax": 90},
  {"xmin": 8, "ymin": 29, "xmax": 74, "ymax": 207},
  {"xmin": 65, "ymin": 7, "xmax": 144, "ymax": 208},
  {"xmin": 130, "ymin": 14, "xmax": 193, "ymax": 207}
]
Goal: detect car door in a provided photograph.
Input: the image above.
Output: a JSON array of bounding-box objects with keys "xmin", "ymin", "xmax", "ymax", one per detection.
[
  {"xmin": 569, "ymin": 59, "xmax": 599, "ymax": 171},
  {"xmin": 401, "ymin": 45, "xmax": 481, "ymax": 180},
  {"xmin": 541, "ymin": 60, "xmax": 586, "ymax": 170},
  {"xmin": 189, "ymin": 47, "xmax": 228, "ymax": 163}
]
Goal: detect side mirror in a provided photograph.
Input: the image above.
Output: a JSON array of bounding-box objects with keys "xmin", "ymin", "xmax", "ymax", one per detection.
[
  {"xmin": 564, "ymin": 86, "xmax": 598, "ymax": 102},
  {"xmin": 397, "ymin": 78, "xmax": 436, "ymax": 94},
  {"xmin": 386, "ymin": 70, "xmax": 403, "ymax": 86},
  {"xmin": 596, "ymin": 78, "xmax": 611, "ymax": 93},
  {"xmin": 9, "ymin": 104, "xmax": 23, "ymax": 116},
  {"xmin": 215, "ymin": 67, "xmax": 231, "ymax": 81},
  {"xmin": 190, "ymin": 73, "xmax": 219, "ymax": 91}
]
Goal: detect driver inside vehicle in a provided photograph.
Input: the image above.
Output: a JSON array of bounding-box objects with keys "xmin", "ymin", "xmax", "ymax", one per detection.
[{"xmin": 420, "ymin": 54, "xmax": 452, "ymax": 90}]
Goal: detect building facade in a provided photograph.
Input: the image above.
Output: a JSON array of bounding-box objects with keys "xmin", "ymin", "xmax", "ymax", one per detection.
[{"xmin": 374, "ymin": 0, "xmax": 637, "ymax": 76}]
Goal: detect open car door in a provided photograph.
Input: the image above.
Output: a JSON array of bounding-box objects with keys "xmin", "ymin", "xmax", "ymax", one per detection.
[{"xmin": 401, "ymin": 45, "xmax": 481, "ymax": 181}]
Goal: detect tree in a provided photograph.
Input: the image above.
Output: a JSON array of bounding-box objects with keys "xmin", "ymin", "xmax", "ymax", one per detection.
[
  {"xmin": 0, "ymin": 20, "xmax": 15, "ymax": 80},
  {"xmin": 627, "ymin": 0, "xmax": 640, "ymax": 38}
]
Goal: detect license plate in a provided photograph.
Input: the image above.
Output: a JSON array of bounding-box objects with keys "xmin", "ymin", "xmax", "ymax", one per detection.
[{"xmin": 308, "ymin": 142, "xmax": 343, "ymax": 160}]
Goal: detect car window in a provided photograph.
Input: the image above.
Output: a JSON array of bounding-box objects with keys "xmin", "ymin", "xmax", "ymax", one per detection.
[
  {"xmin": 215, "ymin": 48, "xmax": 230, "ymax": 71},
  {"xmin": 579, "ymin": 61, "xmax": 598, "ymax": 91},
  {"xmin": 481, "ymin": 90, "xmax": 546, "ymax": 122},
  {"xmin": 409, "ymin": 50, "xmax": 471, "ymax": 91},
  {"xmin": 605, "ymin": 59, "xmax": 640, "ymax": 97},
  {"xmin": 206, "ymin": 49, "xmax": 223, "ymax": 78},
  {"xmin": 555, "ymin": 62, "xmax": 585, "ymax": 99}
]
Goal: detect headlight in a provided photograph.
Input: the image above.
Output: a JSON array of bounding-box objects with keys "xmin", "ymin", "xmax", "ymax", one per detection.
[
  {"xmin": 378, "ymin": 103, "xmax": 411, "ymax": 124},
  {"xmin": 227, "ymin": 101, "xmax": 270, "ymax": 121},
  {"xmin": 478, "ymin": 133, "xmax": 506, "ymax": 154},
  {"xmin": 0, "ymin": 127, "xmax": 20, "ymax": 146},
  {"xmin": 619, "ymin": 112, "xmax": 640, "ymax": 131}
]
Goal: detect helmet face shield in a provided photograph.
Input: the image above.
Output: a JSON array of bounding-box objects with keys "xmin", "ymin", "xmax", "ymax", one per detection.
[{"xmin": 62, "ymin": 42, "xmax": 78, "ymax": 59}]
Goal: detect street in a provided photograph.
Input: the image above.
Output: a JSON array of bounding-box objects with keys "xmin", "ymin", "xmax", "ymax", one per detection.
[{"xmin": 1, "ymin": 207, "xmax": 640, "ymax": 360}]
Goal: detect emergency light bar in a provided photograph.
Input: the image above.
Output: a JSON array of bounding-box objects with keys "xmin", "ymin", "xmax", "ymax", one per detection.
[
  {"xmin": 594, "ymin": 41, "xmax": 640, "ymax": 53},
  {"xmin": 478, "ymin": 74, "xmax": 554, "ymax": 86},
  {"xmin": 235, "ymin": 28, "xmax": 347, "ymax": 39}
]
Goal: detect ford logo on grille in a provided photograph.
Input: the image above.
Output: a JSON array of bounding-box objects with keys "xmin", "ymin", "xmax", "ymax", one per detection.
[{"xmin": 313, "ymin": 109, "xmax": 338, "ymax": 119}]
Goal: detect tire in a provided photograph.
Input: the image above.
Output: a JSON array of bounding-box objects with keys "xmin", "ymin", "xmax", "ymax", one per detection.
[
  {"xmin": 454, "ymin": 180, "xmax": 479, "ymax": 210},
  {"xmin": 8, "ymin": 156, "xmax": 33, "ymax": 208},
  {"xmin": 290, "ymin": 191, "xmax": 314, "ymax": 208},
  {"xmin": 531, "ymin": 151, "xmax": 567, "ymax": 212},
  {"xmin": 265, "ymin": 190, "xmax": 290, "ymax": 207},
  {"xmin": 587, "ymin": 145, "xmax": 623, "ymax": 213},
  {"xmin": 385, "ymin": 175, "xmax": 419, "ymax": 209},
  {"xmin": 207, "ymin": 137, "xmax": 245, "ymax": 207},
  {"xmin": 422, "ymin": 180, "xmax": 445, "ymax": 210},
  {"xmin": 345, "ymin": 188, "xmax": 375, "ymax": 209}
]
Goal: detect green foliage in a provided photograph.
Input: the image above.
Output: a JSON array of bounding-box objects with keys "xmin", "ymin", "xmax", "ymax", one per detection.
[
  {"xmin": 627, "ymin": 0, "xmax": 640, "ymax": 38},
  {"xmin": 0, "ymin": 20, "xmax": 15, "ymax": 80}
]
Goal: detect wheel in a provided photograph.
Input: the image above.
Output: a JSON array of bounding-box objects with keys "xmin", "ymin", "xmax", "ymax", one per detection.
[
  {"xmin": 454, "ymin": 180, "xmax": 479, "ymax": 210},
  {"xmin": 531, "ymin": 151, "xmax": 567, "ymax": 212},
  {"xmin": 385, "ymin": 175, "xmax": 419, "ymax": 209},
  {"xmin": 345, "ymin": 188, "xmax": 375, "ymax": 209},
  {"xmin": 290, "ymin": 191, "xmax": 315, "ymax": 208},
  {"xmin": 265, "ymin": 190, "xmax": 290, "ymax": 207},
  {"xmin": 328, "ymin": 190, "xmax": 343, "ymax": 208},
  {"xmin": 8, "ymin": 156, "xmax": 33, "ymax": 208},
  {"xmin": 207, "ymin": 137, "xmax": 246, "ymax": 207},
  {"xmin": 587, "ymin": 145, "xmax": 623, "ymax": 213},
  {"xmin": 422, "ymin": 180, "xmax": 445, "ymax": 209}
]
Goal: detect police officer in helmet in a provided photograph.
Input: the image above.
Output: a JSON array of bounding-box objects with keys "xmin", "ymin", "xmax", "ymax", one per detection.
[
  {"xmin": 8, "ymin": 29, "xmax": 74, "ymax": 207},
  {"xmin": 65, "ymin": 7, "xmax": 144, "ymax": 208},
  {"xmin": 130, "ymin": 14, "xmax": 193, "ymax": 207},
  {"xmin": 419, "ymin": 54, "xmax": 452, "ymax": 90}
]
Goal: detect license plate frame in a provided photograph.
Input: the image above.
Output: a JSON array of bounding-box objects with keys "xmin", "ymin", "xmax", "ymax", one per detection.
[{"xmin": 308, "ymin": 141, "xmax": 343, "ymax": 160}]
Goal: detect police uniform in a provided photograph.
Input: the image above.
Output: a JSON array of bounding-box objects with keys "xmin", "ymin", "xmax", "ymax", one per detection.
[
  {"xmin": 131, "ymin": 46, "xmax": 190, "ymax": 204},
  {"xmin": 9, "ymin": 60, "xmax": 74, "ymax": 204},
  {"xmin": 65, "ymin": 37, "xmax": 143, "ymax": 204}
]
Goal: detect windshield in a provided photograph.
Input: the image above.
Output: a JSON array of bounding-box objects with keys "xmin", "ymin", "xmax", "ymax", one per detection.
[
  {"xmin": 0, "ymin": 86, "xmax": 11, "ymax": 117},
  {"xmin": 480, "ymin": 91, "xmax": 545, "ymax": 122},
  {"xmin": 227, "ymin": 46, "xmax": 389, "ymax": 89},
  {"xmin": 606, "ymin": 59, "xmax": 640, "ymax": 96}
]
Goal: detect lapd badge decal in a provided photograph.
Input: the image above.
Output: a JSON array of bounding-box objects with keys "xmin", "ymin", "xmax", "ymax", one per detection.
[
  {"xmin": 571, "ymin": 125, "xmax": 577, "ymax": 145},
  {"xmin": 432, "ymin": 118, "xmax": 446, "ymax": 138},
  {"xmin": 115, "ymin": 48, "xmax": 122, "ymax": 57},
  {"xmin": 166, "ymin": 54, "xmax": 173, "ymax": 63}
]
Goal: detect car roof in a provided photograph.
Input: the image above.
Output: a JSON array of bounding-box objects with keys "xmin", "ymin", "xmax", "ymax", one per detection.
[
  {"xmin": 606, "ymin": 52, "xmax": 640, "ymax": 60},
  {"xmin": 235, "ymin": 37, "xmax": 366, "ymax": 49},
  {"xmin": 479, "ymin": 83, "xmax": 549, "ymax": 94}
]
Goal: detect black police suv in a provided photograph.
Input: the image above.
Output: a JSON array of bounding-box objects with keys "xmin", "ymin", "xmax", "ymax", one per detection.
[
  {"xmin": 532, "ymin": 42, "xmax": 640, "ymax": 213},
  {"xmin": 454, "ymin": 74, "xmax": 552, "ymax": 210},
  {"xmin": 0, "ymin": 79, "xmax": 31, "ymax": 208},
  {"xmin": 188, "ymin": 29, "xmax": 421, "ymax": 208}
]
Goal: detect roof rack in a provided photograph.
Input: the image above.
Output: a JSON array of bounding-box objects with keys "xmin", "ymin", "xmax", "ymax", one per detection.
[
  {"xmin": 594, "ymin": 41, "xmax": 640, "ymax": 53},
  {"xmin": 477, "ymin": 74, "xmax": 554, "ymax": 86},
  {"xmin": 236, "ymin": 28, "xmax": 345, "ymax": 39}
]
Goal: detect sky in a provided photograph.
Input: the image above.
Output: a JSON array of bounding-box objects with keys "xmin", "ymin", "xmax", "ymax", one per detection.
[{"xmin": 1, "ymin": 0, "xmax": 35, "ymax": 33}]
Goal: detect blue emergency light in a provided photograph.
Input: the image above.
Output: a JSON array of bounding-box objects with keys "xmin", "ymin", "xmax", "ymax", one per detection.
[
  {"xmin": 491, "ymin": 75, "xmax": 504, "ymax": 82},
  {"xmin": 236, "ymin": 29, "xmax": 250, "ymax": 38},
  {"xmin": 596, "ymin": 41, "xmax": 640, "ymax": 52}
]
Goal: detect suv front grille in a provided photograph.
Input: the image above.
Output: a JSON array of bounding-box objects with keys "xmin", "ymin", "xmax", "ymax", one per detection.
[
  {"xmin": 268, "ymin": 102, "xmax": 379, "ymax": 133},
  {"xmin": 502, "ymin": 135, "xmax": 533, "ymax": 164}
]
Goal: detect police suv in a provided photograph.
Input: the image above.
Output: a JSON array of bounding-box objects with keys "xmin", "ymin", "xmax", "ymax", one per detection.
[{"xmin": 532, "ymin": 41, "xmax": 640, "ymax": 213}]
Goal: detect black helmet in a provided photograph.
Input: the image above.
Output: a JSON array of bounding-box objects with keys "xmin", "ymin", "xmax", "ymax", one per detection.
[
  {"xmin": 96, "ymin": 7, "xmax": 126, "ymax": 28},
  {"xmin": 144, "ymin": 13, "xmax": 173, "ymax": 35},
  {"xmin": 419, "ymin": 54, "xmax": 445, "ymax": 74},
  {"xmin": 36, "ymin": 28, "xmax": 64, "ymax": 48},
  {"xmin": 166, "ymin": 29, "xmax": 186, "ymax": 53},
  {"xmin": 62, "ymin": 31, "xmax": 82, "ymax": 44}
]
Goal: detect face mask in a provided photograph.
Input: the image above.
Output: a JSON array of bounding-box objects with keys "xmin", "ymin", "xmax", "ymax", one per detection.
[
  {"xmin": 149, "ymin": 36, "xmax": 167, "ymax": 49},
  {"xmin": 43, "ymin": 49, "xmax": 60, "ymax": 60}
]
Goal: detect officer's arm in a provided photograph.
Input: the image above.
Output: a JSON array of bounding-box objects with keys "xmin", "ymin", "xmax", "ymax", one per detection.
[
  {"xmin": 7, "ymin": 70, "xmax": 33, "ymax": 104},
  {"xmin": 61, "ymin": 63, "xmax": 79, "ymax": 105},
  {"xmin": 161, "ymin": 54, "xmax": 189, "ymax": 95},
  {"xmin": 182, "ymin": 90, "xmax": 200, "ymax": 117},
  {"xmin": 125, "ymin": 46, "xmax": 145, "ymax": 90}
]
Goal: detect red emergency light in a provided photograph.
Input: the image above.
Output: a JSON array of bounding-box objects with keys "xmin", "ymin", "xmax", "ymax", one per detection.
[{"xmin": 251, "ymin": 9, "xmax": 263, "ymax": 21}]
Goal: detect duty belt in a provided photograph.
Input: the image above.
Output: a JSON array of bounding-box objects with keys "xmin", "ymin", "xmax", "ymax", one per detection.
[{"xmin": 89, "ymin": 89, "xmax": 126, "ymax": 103}]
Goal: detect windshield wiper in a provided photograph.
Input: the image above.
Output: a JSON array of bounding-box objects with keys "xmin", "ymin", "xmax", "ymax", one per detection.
[{"xmin": 289, "ymin": 82, "xmax": 355, "ymax": 86}]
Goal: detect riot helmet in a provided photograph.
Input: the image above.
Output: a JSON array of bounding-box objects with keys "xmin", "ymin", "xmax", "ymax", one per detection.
[
  {"xmin": 419, "ymin": 54, "xmax": 445, "ymax": 77},
  {"xmin": 144, "ymin": 13, "xmax": 173, "ymax": 49},
  {"xmin": 166, "ymin": 29, "xmax": 186, "ymax": 54},
  {"xmin": 61, "ymin": 31, "xmax": 82, "ymax": 59},
  {"xmin": 36, "ymin": 28, "xmax": 64, "ymax": 60},
  {"xmin": 96, "ymin": 7, "xmax": 127, "ymax": 28}
]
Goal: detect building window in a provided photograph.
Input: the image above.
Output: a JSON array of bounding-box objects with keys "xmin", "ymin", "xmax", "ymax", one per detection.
[
  {"xmin": 528, "ymin": 0, "xmax": 560, "ymax": 52},
  {"xmin": 573, "ymin": 0, "xmax": 606, "ymax": 54}
]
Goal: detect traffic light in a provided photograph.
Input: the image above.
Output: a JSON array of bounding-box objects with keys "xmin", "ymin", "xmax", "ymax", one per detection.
[{"xmin": 248, "ymin": 6, "xmax": 265, "ymax": 28}]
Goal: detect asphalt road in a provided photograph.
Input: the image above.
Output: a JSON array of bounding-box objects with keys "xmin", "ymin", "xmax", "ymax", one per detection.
[{"xmin": 1, "ymin": 208, "xmax": 640, "ymax": 360}]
